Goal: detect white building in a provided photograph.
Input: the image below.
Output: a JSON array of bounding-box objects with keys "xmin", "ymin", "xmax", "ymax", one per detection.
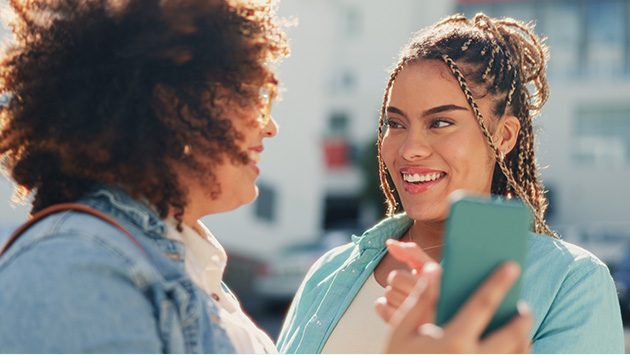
[{"xmin": 1, "ymin": 0, "xmax": 629, "ymax": 265}]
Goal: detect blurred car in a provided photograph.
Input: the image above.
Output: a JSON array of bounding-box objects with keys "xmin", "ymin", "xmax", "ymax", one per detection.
[{"xmin": 224, "ymin": 230, "xmax": 355, "ymax": 308}]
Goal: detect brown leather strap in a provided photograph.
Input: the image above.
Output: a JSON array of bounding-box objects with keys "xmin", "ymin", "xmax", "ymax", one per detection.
[{"xmin": 0, "ymin": 203, "xmax": 147, "ymax": 257}]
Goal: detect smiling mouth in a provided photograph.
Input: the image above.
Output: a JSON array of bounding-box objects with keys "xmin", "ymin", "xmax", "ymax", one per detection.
[{"xmin": 402, "ymin": 172, "xmax": 446, "ymax": 184}]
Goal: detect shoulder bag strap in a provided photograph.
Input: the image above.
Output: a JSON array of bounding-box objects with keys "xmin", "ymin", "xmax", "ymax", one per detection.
[{"xmin": 0, "ymin": 203, "xmax": 147, "ymax": 258}]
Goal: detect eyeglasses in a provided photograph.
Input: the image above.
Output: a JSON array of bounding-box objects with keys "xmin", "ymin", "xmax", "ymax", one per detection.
[
  {"xmin": 255, "ymin": 83, "xmax": 277, "ymax": 127},
  {"xmin": 207, "ymin": 82, "xmax": 277, "ymax": 127}
]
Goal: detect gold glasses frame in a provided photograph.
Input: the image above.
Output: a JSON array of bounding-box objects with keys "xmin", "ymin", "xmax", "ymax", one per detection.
[{"xmin": 209, "ymin": 82, "xmax": 277, "ymax": 127}]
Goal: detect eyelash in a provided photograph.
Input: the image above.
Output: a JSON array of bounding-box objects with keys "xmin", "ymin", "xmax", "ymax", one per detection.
[
  {"xmin": 384, "ymin": 119, "xmax": 403, "ymax": 129},
  {"xmin": 385, "ymin": 118, "xmax": 453, "ymax": 130},
  {"xmin": 430, "ymin": 119, "xmax": 453, "ymax": 129}
]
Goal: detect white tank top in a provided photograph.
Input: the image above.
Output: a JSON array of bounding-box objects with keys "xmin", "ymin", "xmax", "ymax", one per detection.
[{"xmin": 321, "ymin": 272, "xmax": 390, "ymax": 354}]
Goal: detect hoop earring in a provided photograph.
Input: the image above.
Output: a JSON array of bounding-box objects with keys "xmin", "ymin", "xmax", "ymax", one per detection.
[{"xmin": 499, "ymin": 150, "xmax": 505, "ymax": 163}]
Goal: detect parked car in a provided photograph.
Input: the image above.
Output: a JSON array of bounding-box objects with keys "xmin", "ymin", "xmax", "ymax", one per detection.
[{"xmin": 224, "ymin": 230, "xmax": 355, "ymax": 309}]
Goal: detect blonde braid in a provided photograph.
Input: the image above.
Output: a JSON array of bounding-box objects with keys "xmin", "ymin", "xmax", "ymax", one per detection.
[
  {"xmin": 378, "ymin": 60, "xmax": 408, "ymax": 216},
  {"xmin": 441, "ymin": 53, "xmax": 555, "ymax": 237}
]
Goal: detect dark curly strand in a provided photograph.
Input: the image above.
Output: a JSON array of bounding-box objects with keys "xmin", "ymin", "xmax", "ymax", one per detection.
[
  {"xmin": 0, "ymin": 0, "xmax": 289, "ymax": 226},
  {"xmin": 377, "ymin": 13, "xmax": 556, "ymax": 237}
]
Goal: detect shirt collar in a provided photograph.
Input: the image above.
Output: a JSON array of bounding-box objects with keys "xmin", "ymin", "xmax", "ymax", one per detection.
[{"xmin": 351, "ymin": 212, "xmax": 413, "ymax": 252}]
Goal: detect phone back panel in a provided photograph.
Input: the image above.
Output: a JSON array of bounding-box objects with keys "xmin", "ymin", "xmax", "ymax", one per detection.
[{"xmin": 435, "ymin": 195, "xmax": 531, "ymax": 334}]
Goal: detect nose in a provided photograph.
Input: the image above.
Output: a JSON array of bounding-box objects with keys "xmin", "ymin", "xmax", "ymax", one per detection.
[
  {"xmin": 262, "ymin": 115, "xmax": 278, "ymax": 138},
  {"xmin": 399, "ymin": 131, "xmax": 431, "ymax": 161}
]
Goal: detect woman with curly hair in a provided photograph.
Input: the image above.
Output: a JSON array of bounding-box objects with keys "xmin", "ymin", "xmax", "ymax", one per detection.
[
  {"xmin": 0, "ymin": 0, "xmax": 288, "ymax": 352},
  {"xmin": 277, "ymin": 13, "xmax": 624, "ymax": 354}
]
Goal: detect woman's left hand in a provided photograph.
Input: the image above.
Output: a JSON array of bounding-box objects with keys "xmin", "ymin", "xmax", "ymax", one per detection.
[{"xmin": 375, "ymin": 240, "xmax": 435, "ymax": 323}]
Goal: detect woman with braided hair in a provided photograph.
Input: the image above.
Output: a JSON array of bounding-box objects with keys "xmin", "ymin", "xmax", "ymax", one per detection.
[{"xmin": 277, "ymin": 13, "xmax": 624, "ymax": 354}]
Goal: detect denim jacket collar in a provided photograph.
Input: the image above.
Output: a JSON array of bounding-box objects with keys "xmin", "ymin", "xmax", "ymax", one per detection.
[
  {"xmin": 351, "ymin": 212, "xmax": 413, "ymax": 252},
  {"xmin": 77, "ymin": 184, "xmax": 187, "ymax": 268},
  {"xmin": 79, "ymin": 184, "xmax": 167, "ymax": 239}
]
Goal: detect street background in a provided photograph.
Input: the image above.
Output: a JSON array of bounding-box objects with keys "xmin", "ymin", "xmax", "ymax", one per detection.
[{"xmin": 1, "ymin": 0, "xmax": 630, "ymax": 352}]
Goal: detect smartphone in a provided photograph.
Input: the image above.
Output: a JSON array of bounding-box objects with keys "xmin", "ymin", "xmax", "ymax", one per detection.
[{"xmin": 435, "ymin": 191, "xmax": 531, "ymax": 335}]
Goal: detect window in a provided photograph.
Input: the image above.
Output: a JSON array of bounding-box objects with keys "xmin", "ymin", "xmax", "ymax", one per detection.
[
  {"xmin": 541, "ymin": 1, "xmax": 581, "ymax": 78},
  {"xmin": 584, "ymin": 0, "xmax": 625, "ymax": 78},
  {"xmin": 572, "ymin": 105, "xmax": 630, "ymax": 168},
  {"xmin": 255, "ymin": 182, "xmax": 276, "ymax": 222},
  {"xmin": 323, "ymin": 195, "xmax": 360, "ymax": 230}
]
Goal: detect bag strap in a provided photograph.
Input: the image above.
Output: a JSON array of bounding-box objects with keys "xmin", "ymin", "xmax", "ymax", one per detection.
[{"xmin": 0, "ymin": 203, "xmax": 147, "ymax": 258}]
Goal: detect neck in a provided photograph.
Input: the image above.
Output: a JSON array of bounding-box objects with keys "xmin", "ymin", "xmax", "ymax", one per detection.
[{"xmin": 408, "ymin": 220, "xmax": 445, "ymax": 260}]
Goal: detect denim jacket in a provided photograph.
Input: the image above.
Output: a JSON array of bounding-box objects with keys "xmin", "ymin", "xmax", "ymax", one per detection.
[{"xmin": 0, "ymin": 185, "xmax": 237, "ymax": 353}]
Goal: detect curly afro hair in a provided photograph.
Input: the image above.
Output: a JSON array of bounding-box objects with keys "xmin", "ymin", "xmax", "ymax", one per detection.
[{"xmin": 0, "ymin": 0, "xmax": 289, "ymax": 223}]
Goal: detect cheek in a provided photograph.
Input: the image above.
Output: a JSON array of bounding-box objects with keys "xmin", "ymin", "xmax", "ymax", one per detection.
[
  {"xmin": 380, "ymin": 134, "xmax": 398, "ymax": 169},
  {"xmin": 445, "ymin": 135, "xmax": 495, "ymax": 184}
]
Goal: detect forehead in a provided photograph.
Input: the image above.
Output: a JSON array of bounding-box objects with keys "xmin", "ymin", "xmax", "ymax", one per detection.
[{"xmin": 389, "ymin": 60, "xmax": 463, "ymax": 104}]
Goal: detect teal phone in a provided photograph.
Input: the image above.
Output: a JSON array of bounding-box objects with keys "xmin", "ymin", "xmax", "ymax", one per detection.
[{"xmin": 435, "ymin": 192, "xmax": 531, "ymax": 335}]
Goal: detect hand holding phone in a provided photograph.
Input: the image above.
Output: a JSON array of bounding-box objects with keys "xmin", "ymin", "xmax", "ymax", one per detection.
[
  {"xmin": 435, "ymin": 192, "xmax": 531, "ymax": 334},
  {"xmin": 383, "ymin": 257, "xmax": 533, "ymax": 354}
]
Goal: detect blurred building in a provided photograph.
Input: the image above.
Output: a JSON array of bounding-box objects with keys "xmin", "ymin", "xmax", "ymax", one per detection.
[{"xmin": 0, "ymin": 0, "xmax": 629, "ymax": 262}]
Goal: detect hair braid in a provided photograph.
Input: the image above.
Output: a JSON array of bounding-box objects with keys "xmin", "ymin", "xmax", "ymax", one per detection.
[
  {"xmin": 441, "ymin": 52, "xmax": 553, "ymax": 236},
  {"xmin": 378, "ymin": 60, "xmax": 409, "ymax": 215}
]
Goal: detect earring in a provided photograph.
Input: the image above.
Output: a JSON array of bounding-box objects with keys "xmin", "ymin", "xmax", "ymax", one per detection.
[
  {"xmin": 499, "ymin": 150, "xmax": 505, "ymax": 162},
  {"xmin": 183, "ymin": 145, "xmax": 191, "ymax": 156}
]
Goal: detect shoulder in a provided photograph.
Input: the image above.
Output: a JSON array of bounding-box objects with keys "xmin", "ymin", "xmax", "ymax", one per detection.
[
  {"xmin": 0, "ymin": 212, "xmax": 164, "ymax": 353},
  {"xmin": 523, "ymin": 233, "xmax": 624, "ymax": 353},
  {"xmin": 523, "ymin": 232, "xmax": 612, "ymax": 299},
  {"xmin": 0, "ymin": 210, "xmax": 159, "ymax": 289},
  {"xmin": 525, "ymin": 232, "xmax": 609, "ymax": 281}
]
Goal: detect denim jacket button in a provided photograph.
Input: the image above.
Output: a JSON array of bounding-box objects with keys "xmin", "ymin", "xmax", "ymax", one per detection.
[
  {"xmin": 211, "ymin": 293, "xmax": 220, "ymax": 302},
  {"xmin": 210, "ymin": 314, "xmax": 221, "ymax": 324}
]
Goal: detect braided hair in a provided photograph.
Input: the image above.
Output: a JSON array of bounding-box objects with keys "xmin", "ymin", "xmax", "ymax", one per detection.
[{"xmin": 377, "ymin": 13, "xmax": 556, "ymax": 237}]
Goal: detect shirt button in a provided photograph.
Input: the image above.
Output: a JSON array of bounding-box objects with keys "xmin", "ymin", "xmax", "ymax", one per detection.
[{"xmin": 211, "ymin": 293, "xmax": 220, "ymax": 302}]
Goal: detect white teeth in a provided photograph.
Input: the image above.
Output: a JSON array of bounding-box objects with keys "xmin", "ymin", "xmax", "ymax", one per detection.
[
  {"xmin": 249, "ymin": 151, "xmax": 261, "ymax": 163},
  {"xmin": 403, "ymin": 172, "xmax": 444, "ymax": 183}
]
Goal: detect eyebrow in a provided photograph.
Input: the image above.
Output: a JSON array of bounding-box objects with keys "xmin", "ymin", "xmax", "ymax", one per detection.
[
  {"xmin": 386, "ymin": 104, "xmax": 470, "ymax": 119},
  {"xmin": 422, "ymin": 104, "xmax": 469, "ymax": 117}
]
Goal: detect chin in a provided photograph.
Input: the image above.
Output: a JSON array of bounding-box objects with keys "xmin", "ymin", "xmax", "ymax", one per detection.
[{"xmin": 402, "ymin": 201, "xmax": 449, "ymax": 222}]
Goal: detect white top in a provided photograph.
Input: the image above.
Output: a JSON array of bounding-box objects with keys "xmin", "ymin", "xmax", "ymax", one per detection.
[
  {"xmin": 321, "ymin": 272, "xmax": 389, "ymax": 354},
  {"xmin": 165, "ymin": 217, "xmax": 277, "ymax": 354}
]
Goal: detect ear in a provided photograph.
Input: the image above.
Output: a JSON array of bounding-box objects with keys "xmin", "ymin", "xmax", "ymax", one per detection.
[{"xmin": 494, "ymin": 115, "xmax": 520, "ymax": 155}]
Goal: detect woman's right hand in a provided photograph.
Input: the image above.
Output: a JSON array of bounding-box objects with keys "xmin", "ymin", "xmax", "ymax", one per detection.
[{"xmin": 378, "ymin": 241, "xmax": 533, "ymax": 353}]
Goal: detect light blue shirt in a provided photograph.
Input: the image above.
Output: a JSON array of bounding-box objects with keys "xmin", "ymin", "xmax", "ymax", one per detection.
[
  {"xmin": 277, "ymin": 213, "xmax": 624, "ymax": 354},
  {"xmin": 0, "ymin": 185, "xmax": 237, "ymax": 353}
]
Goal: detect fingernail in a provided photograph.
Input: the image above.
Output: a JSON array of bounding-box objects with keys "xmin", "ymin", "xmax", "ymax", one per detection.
[
  {"xmin": 503, "ymin": 261, "xmax": 521, "ymax": 277},
  {"xmin": 386, "ymin": 239, "xmax": 401, "ymax": 247},
  {"xmin": 517, "ymin": 300, "xmax": 531, "ymax": 316},
  {"xmin": 422, "ymin": 261, "xmax": 440, "ymax": 274}
]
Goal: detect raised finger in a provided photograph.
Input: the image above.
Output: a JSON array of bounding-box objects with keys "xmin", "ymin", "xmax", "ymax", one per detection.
[
  {"xmin": 386, "ymin": 239, "xmax": 435, "ymax": 272},
  {"xmin": 385, "ymin": 285, "xmax": 410, "ymax": 308},
  {"xmin": 387, "ymin": 269, "xmax": 419, "ymax": 296},
  {"xmin": 375, "ymin": 297, "xmax": 398, "ymax": 323},
  {"xmin": 447, "ymin": 262, "xmax": 521, "ymax": 338},
  {"xmin": 390, "ymin": 262, "xmax": 442, "ymax": 335}
]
